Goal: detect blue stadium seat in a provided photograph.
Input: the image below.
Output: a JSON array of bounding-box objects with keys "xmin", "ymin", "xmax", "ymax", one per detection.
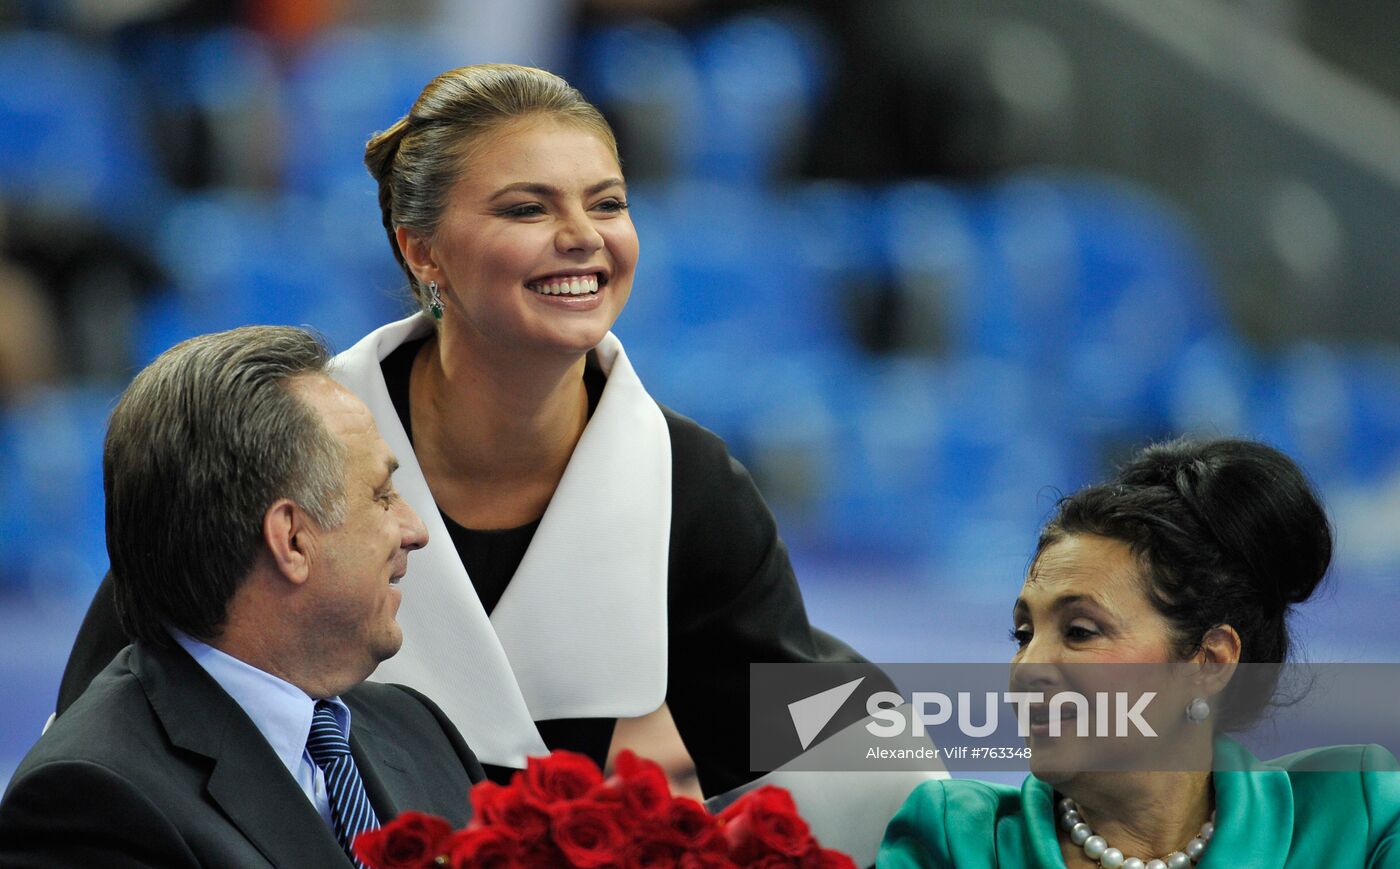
[
  {"xmin": 576, "ymin": 21, "xmax": 704, "ymax": 178},
  {"xmin": 1163, "ymin": 332, "xmax": 1256, "ymax": 438},
  {"xmin": 144, "ymin": 191, "xmax": 396, "ymax": 357},
  {"xmin": 0, "ymin": 386, "xmax": 115, "ymax": 597},
  {"xmin": 0, "ymin": 30, "xmax": 164, "ymax": 228},
  {"xmin": 818, "ymin": 356, "xmax": 950, "ymax": 561},
  {"xmin": 154, "ymin": 192, "xmax": 298, "ymax": 325},
  {"xmin": 129, "ymin": 27, "xmax": 285, "ymax": 188},
  {"xmin": 978, "ymin": 177, "xmax": 1081, "ymax": 362},
  {"xmin": 692, "ymin": 13, "xmax": 829, "ymax": 182},
  {"xmin": 1248, "ymin": 343, "xmax": 1400, "ymax": 488},
  {"xmin": 645, "ymin": 181, "xmax": 842, "ymax": 352},
  {"xmin": 1036, "ymin": 175, "xmax": 1222, "ymax": 438},
  {"xmin": 1342, "ymin": 346, "xmax": 1400, "ymax": 480},
  {"xmin": 878, "ymin": 180, "xmax": 984, "ymax": 355},
  {"xmin": 1247, "ymin": 343, "xmax": 1352, "ymax": 486},
  {"xmin": 283, "ymin": 28, "xmax": 448, "ymax": 193},
  {"xmin": 782, "ymin": 181, "xmax": 885, "ymax": 281}
]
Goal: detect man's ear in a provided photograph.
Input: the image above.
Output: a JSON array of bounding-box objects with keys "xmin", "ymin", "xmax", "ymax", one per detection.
[
  {"xmin": 263, "ymin": 498, "xmax": 314, "ymax": 585},
  {"xmin": 396, "ymin": 226, "xmax": 443, "ymax": 289},
  {"xmin": 1192, "ymin": 624, "xmax": 1242, "ymax": 697}
]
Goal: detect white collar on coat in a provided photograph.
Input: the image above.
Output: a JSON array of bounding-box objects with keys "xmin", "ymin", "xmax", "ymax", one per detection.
[{"xmin": 330, "ymin": 314, "xmax": 672, "ymax": 769}]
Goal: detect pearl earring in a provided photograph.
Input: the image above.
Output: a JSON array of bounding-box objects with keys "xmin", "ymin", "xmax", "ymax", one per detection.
[
  {"xmin": 1186, "ymin": 697, "xmax": 1210, "ymax": 723},
  {"xmin": 427, "ymin": 281, "xmax": 444, "ymax": 320}
]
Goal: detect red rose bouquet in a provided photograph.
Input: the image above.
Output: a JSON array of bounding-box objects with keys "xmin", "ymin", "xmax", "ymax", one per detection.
[{"xmin": 354, "ymin": 749, "xmax": 856, "ymax": 869}]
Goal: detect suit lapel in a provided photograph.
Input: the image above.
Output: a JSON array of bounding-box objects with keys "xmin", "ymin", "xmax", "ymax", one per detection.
[
  {"xmin": 133, "ymin": 642, "xmax": 354, "ymax": 868},
  {"xmin": 348, "ymin": 711, "xmax": 410, "ymax": 823},
  {"xmin": 1204, "ymin": 736, "xmax": 1293, "ymax": 869}
]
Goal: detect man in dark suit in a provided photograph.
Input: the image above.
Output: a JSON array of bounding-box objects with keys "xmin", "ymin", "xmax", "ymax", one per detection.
[{"xmin": 0, "ymin": 326, "xmax": 484, "ymax": 867}]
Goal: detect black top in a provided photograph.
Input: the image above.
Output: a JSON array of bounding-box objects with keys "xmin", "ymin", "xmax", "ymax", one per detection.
[{"xmin": 55, "ymin": 342, "xmax": 876, "ymax": 797}]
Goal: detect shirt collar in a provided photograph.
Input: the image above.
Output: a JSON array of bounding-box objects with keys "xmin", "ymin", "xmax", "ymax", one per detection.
[{"xmin": 170, "ymin": 629, "xmax": 352, "ymax": 778}]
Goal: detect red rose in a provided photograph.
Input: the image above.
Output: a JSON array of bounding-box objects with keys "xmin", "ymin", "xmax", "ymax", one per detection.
[
  {"xmin": 800, "ymin": 849, "xmax": 858, "ymax": 869},
  {"xmin": 610, "ymin": 751, "xmax": 672, "ymax": 824},
  {"xmin": 550, "ymin": 799, "xmax": 628, "ymax": 867},
  {"xmin": 614, "ymin": 750, "xmax": 663, "ymax": 783},
  {"xmin": 524, "ymin": 749, "xmax": 606, "ymax": 804},
  {"xmin": 468, "ymin": 779, "xmax": 507, "ymax": 824},
  {"xmin": 721, "ymin": 787, "xmax": 815, "ymax": 862},
  {"xmin": 624, "ymin": 837, "xmax": 681, "ymax": 869},
  {"xmin": 718, "ymin": 787, "xmax": 796, "ymax": 825},
  {"xmin": 354, "ymin": 811, "xmax": 453, "ymax": 869},
  {"xmin": 517, "ymin": 838, "xmax": 569, "ymax": 868},
  {"xmin": 443, "ymin": 827, "xmax": 519, "ymax": 869},
  {"xmin": 678, "ymin": 853, "xmax": 740, "ymax": 869},
  {"xmin": 592, "ymin": 779, "xmax": 626, "ymax": 806},
  {"xmin": 654, "ymin": 797, "xmax": 723, "ymax": 852},
  {"xmin": 470, "ymin": 778, "xmax": 551, "ymax": 840}
]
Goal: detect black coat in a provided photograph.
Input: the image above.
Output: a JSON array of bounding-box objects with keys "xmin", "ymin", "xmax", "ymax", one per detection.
[{"xmin": 2, "ymin": 641, "xmax": 483, "ymax": 868}]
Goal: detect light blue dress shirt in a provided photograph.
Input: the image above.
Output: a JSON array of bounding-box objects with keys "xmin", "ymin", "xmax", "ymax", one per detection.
[{"xmin": 172, "ymin": 630, "xmax": 353, "ymax": 831}]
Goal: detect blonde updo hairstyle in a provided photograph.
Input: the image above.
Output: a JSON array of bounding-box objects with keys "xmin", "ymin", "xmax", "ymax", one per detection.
[{"xmin": 364, "ymin": 64, "xmax": 620, "ymax": 313}]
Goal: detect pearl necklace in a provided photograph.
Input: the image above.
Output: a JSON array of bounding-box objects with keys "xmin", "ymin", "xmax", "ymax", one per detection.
[{"xmin": 1056, "ymin": 797, "xmax": 1214, "ymax": 869}]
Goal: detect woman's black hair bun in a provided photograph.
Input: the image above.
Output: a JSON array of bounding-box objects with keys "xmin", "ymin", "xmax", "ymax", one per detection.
[{"xmin": 1119, "ymin": 438, "xmax": 1332, "ymax": 611}]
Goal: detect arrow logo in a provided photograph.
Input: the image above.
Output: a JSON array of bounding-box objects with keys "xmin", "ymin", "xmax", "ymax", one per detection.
[{"xmin": 787, "ymin": 677, "xmax": 866, "ymax": 750}]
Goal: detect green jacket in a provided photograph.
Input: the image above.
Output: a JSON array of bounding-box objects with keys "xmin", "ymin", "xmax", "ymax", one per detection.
[{"xmin": 879, "ymin": 737, "xmax": 1400, "ymax": 868}]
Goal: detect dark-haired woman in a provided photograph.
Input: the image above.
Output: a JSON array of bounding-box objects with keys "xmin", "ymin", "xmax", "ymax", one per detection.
[
  {"xmin": 56, "ymin": 64, "xmax": 878, "ymax": 801},
  {"xmin": 880, "ymin": 438, "xmax": 1400, "ymax": 868}
]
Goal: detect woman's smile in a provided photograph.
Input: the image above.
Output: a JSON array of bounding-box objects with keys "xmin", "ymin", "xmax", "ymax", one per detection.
[
  {"xmin": 524, "ymin": 269, "xmax": 609, "ymax": 296},
  {"xmin": 523, "ymin": 268, "xmax": 610, "ymax": 310}
]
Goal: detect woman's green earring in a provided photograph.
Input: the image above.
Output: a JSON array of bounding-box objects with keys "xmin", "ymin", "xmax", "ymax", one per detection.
[{"xmin": 427, "ymin": 281, "xmax": 444, "ymax": 320}]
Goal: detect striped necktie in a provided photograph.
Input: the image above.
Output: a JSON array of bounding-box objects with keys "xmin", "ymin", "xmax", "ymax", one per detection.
[{"xmin": 306, "ymin": 701, "xmax": 380, "ymax": 867}]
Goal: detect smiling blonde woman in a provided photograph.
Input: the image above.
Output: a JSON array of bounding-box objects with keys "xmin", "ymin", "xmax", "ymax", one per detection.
[{"xmin": 57, "ymin": 64, "xmax": 869, "ymax": 798}]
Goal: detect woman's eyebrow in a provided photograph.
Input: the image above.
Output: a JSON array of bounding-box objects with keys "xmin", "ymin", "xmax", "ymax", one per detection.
[
  {"xmin": 488, "ymin": 177, "xmax": 626, "ymax": 200},
  {"xmin": 1050, "ymin": 593, "xmax": 1119, "ymax": 620},
  {"xmin": 1014, "ymin": 593, "xmax": 1107, "ymax": 620}
]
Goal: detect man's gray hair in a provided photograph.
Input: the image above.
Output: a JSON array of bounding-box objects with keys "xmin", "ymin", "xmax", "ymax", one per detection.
[{"xmin": 105, "ymin": 325, "xmax": 347, "ymax": 646}]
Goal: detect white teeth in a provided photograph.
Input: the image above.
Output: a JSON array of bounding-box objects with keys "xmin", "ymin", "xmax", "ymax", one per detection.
[{"xmin": 528, "ymin": 274, "xmax": 600, "ymax": 295}]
